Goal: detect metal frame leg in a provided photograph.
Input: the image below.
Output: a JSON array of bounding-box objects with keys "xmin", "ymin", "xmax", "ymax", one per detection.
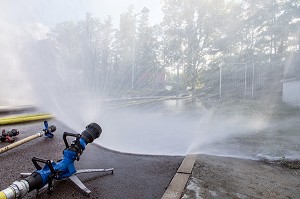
[{"xmin": 20, "ymin": 168, "xmax": 114, "ymax": 195}]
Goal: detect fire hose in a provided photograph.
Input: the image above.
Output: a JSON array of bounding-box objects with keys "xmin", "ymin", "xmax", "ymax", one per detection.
[
  {"xmin": 0, "ymin": 121, "xmax": 55, "ymax": 154},
  {"xmin": 0, "ymin": 123, "xmax": 106, "ymax": 199},
  {"xmin": 0, "ymin": 113, "xmax": 54, "ymax": 126}
]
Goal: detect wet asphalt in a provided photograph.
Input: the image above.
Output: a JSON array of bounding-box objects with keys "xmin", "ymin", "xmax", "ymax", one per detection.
[
  {"xmin": 182, "ymin": 155, "xmax": 300, "ymax": 199},
  {"xmin": 0, "ymin": 119, "xmax": 183, "ymax": 199}
]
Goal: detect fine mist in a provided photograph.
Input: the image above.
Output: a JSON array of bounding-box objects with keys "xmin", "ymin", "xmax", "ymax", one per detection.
[
  {"xmin": 1, "ymin": 1, "xmax": 299, "ymax": 160},
  {"xmin": 0, "ymin": 15, "xmax": 46, "ymax": 106},
  {"xmin": 96, "ymin": 102, "xmax": 268, "ymax": 156}
]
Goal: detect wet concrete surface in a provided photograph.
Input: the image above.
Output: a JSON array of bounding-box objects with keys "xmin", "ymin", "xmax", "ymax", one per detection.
[
  {"xmin": 0, "ymin": 119, "xmax": 183, "ymax": 199},
  {"xmin": 182, "ymin": 155, "xmax": 300, "ymax": 199}
]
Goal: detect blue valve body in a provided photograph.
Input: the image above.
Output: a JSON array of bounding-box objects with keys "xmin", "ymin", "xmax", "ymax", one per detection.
[
  {"xmin": 43, "ymin": 121, "xmax": 54, "ymax": 138},
  {"xmin": 36, "ymin": 138, "xmax": 87, "ymax": 186}
]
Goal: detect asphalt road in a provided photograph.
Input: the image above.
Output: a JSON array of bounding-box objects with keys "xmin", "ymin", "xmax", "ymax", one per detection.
[{"xmin": 0, "ymin": 119, "xmax": 183, "ymax": 199}]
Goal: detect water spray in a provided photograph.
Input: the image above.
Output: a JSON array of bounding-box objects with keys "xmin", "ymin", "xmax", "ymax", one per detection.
[
  {"xmin": 0, "ymin": 121, "xmax": 55, "ymax": 154},
  {"xmin": 0, "ymin": 123, "xmax": 114, "ymax": 199}
]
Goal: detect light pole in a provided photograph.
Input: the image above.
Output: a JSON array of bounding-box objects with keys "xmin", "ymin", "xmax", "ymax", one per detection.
[{"xmin": 131, "ymin": 7, "xmax": 150, "ymax": 91}]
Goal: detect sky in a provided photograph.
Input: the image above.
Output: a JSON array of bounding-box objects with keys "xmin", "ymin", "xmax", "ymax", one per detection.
[{"xmin": 1, "ymin": 0, "xmax": 163, "ymax": 28}]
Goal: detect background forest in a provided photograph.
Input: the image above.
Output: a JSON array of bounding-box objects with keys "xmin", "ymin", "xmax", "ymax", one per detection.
[{"xmin": 24, "ymin": 0, "xmax": 300, "ymax": 99}]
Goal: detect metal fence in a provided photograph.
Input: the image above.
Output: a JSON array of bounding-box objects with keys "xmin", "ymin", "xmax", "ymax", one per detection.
[{"xmin": 219, "ymin": 63, "xmax": 283, "ymax": 100}]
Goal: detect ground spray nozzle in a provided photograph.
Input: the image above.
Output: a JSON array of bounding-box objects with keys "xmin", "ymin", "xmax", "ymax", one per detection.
[{"xmin": 0, "ymin": 123, "xmax": 102, "ymax": 199}]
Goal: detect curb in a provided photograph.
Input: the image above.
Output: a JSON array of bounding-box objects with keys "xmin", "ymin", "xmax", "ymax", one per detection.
[
  {"xmin": 0, "ymin": 113, "xmax": 54, "ymax": 126},
  {"xmin": 161, "ymin": 154, "xmax": 197, "ymax": 199}
]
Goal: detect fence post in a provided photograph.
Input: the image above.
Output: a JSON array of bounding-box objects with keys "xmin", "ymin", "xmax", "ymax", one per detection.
[
  {"xmin": 252, "ymin": 63, "xmax": 255, "ymax": 99},
  {"xmin": 219, "ymin": 65, "xmax": 222, "ymax": 99},
  {"xmin": 244, "ymin": 63, "xmax": 247, "ymax": 98}
]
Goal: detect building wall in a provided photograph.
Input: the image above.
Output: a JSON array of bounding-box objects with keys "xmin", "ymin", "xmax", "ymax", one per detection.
[{"xmin": 282, "ymin": 80, "xmax": 300, "ymax": 107}]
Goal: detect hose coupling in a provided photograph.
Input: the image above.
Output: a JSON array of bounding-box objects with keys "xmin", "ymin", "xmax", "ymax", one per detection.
[{"xmin": 1, "ymin": 180, "xmax": 29, "ymax": 199}]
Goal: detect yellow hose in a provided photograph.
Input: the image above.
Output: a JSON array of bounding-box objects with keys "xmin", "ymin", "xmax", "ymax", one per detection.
[
  {"xmin": 0, "ymin": 113, "xmax": 54, "ymax": 126},
  {"xmin": 0, "ymin": 191, "xmax": 7, "ymax": 199}
]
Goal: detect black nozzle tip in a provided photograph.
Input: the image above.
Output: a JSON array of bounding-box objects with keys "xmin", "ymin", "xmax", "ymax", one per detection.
[
  {"xmin": 87, "ymin": 123, "xmax": 102, "ymax": 135},
  {"xmin": 49, "ymin": 125, "xmax": 56, "ymax": 132},
  {"xmin": 81, "ymin": 123, "xmax": 102, "ymax": 143}
]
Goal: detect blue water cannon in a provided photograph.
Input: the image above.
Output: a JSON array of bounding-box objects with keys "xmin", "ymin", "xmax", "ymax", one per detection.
[
  {"xmin": 29, "ymin": 123, "xmax": 103, "ymax": 192},
  {"xmin": 0, "ymin": 123, "xmax": 114, "ymax": 199}
]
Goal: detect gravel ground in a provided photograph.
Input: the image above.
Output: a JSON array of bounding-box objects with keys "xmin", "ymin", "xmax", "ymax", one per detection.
[{"xmin": 182, "ymin": 154, "xmax": 300, "ymax": 199}]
